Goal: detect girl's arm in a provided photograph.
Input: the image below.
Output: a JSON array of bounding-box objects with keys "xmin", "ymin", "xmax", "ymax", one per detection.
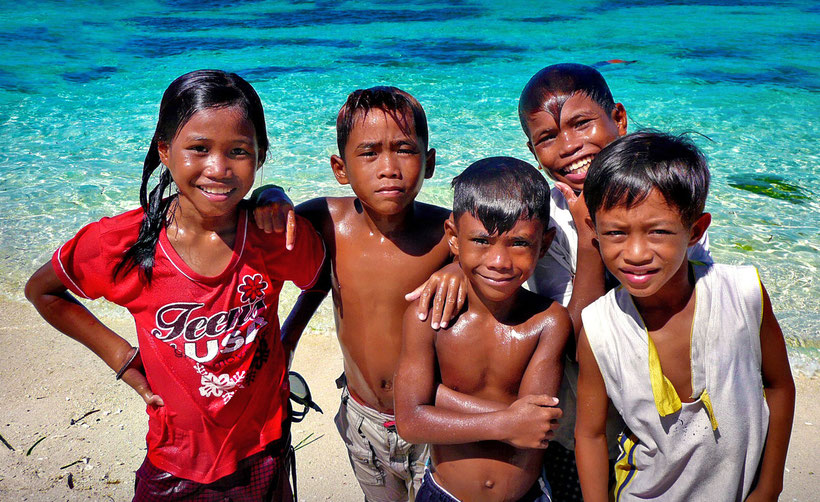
[
  {"xmin": 25, "ymin": 262, "xmax": 163, "ymax": 406},
  {"xmin": 745, "ymin": 285, "xmax": 795, "ymax": 501},
  {"xmin": 574, "ymin": 328, "xmax": 610, "ymax": 502}
]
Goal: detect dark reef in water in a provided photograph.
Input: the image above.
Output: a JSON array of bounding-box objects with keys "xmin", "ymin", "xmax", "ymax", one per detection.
[
  {"xmin": 61, "ymin": 66, "xmax": 118, "ymax": 83},
  {"xmin": 728, "ymin": 174, "xmax": 812, "ymax": 205},
  {"xmin": 337, "ymin": 37, "xmax": 524, "ymax": 66},
  {"xmin": 684, "ymin": 66, "xmax": 819, "ymax": 92}
]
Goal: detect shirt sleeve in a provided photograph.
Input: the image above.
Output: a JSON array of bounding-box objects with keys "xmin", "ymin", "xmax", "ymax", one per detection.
[
  {"xmin": 51, "ymin": 220, "xmax": 109, "ymax": 300},
  {"xmin": 281, "ymin": 215, "xmax": 326, "ymax": 290},
  {"xmin": 528, "ymin": 253, "xmax": 574, "ymax": 307}
]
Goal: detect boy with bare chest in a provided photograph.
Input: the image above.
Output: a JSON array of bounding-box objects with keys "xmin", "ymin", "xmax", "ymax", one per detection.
[
  {"xmin": 395, "ymin": 157, "xmax": 571, "ymax": 502},
  {"xmin": 262, "ymin": 87, "xmax": 452, "ymax": 500}
]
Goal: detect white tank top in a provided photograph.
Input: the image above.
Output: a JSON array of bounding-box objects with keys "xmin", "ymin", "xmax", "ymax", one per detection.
[{"xmin": 581, "ymin": 263, "xmax": 769, "ymax": 501}]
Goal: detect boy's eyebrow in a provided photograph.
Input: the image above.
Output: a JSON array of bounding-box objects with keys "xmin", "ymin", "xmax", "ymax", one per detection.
[{"xmin": 353, "ymin": 141, "xmax": 381, "ymax": 150}]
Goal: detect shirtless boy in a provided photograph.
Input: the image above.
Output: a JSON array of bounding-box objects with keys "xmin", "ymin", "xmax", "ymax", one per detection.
[
  {"xmin": 261, "ymin": 87, "xmax": 450, "ymax": 501},
  {"xmin": 395, "ymin": 157, "xmax": 572, "ymax": 502},
  {"xmin": 575, "ymin": 132, "xmax": 794, "ymax": 501}
]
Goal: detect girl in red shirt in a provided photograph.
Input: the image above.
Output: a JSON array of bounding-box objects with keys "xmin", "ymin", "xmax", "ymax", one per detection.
[{"xmin": 25, "ymin": 70, "xmax": 325, "ymax": 501}]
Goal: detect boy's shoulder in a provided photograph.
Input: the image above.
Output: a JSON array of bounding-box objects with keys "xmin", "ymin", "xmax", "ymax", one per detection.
[{"xmin": 514, "ymin": 288, "xmax": 571, "ymax": 336}]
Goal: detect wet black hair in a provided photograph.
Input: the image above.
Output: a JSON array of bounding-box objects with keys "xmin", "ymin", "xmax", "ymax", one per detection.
[
  {"xmin": 336, "ymin": 86, "xmax": 429, "ymax": 158},
  {"xmin": 452, "ymin": 156, "xmax": 550, "ymax": 234},
  {"xmin": 583, "ymin": 131, "xmax": 710, "ymax": 226},
  {"xmin": 114, "ymin": 69, "xmax": 268, "ymax": 282},
  {"xmin": 518, "ymin": 63, "xmax": 616, "ymax": 137}
]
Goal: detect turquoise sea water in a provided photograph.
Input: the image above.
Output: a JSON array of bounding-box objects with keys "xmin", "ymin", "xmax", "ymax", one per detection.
[{"xmin": 0, "ymin": 0, "xmax": 818, "ymax": 373}]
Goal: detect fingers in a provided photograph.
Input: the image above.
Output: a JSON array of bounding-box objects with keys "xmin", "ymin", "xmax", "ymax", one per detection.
[
  {"xmin": 405, "ymin": 283, "xmax": 425, "ymax": 302},
  {"xmin": 413, "ymin": 278, "xmax": 439, "ymax": 321},
  {"xmin": 430, "ymin": 279, "xmax": 448, "ymax": 330},
  {"xmin": 438, "ymin": 278, "xmax": 461, "ymax": 329},
  {"xmin": 285, "ymin": 209, "xmax": 296, "ymax": 251},
  {"xmin": 554, "ymin": 182, "xmax": 577, "ymax": 203},
  {"xmin": 528, "ymin": 394, "xmax": 560, "ymax": 407},
  {"xmin": 145, "ymin": 393, "xmax": 165, "ymax": 407}
]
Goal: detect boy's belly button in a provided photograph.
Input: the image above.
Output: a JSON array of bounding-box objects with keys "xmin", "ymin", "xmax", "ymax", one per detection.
[
  {"xmin": 380, "ymin": 380, "xmax": 393, "ymax": 391},
  {"xmin": 484, "ymin": 479, "xmax": 494, "ymax": 489}
]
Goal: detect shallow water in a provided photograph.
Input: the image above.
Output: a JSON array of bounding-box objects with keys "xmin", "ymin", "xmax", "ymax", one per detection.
[{"xmin": 1, "ymin": 0, "xmax": 818, "ymax": 373}]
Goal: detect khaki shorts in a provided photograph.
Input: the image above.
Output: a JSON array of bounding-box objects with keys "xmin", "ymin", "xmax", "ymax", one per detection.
[{"xmin": 335, "ymin": 386, "xmax": 429, "ymax": 502}]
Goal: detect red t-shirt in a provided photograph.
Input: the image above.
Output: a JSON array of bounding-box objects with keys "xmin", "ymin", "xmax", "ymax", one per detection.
[{"xmin": 52, "ymin": 207, "xmax": 324, "ymax": 483}]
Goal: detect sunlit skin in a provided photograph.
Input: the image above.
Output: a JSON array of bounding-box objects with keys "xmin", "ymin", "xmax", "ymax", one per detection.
[
  {"xmin": 526, "ymin": 93, "xmax": 627, "ymax": 194},
  {"xmin": 157, "ymin": 106, "xmax": 261, "ymax": 277},
  {"xmin": 288, "ymin": 108, "xmax": 451, "ymax": 413},
  {"xmin": 395, "ymin": 213, "xmax": 571, "ymax": 501}
]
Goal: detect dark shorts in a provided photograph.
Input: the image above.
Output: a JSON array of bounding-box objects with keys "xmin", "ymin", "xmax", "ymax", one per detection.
[
  {"xmin": 416, "ymin": 468, "xmax": 550, "ymax": 502},
  {"xmin": 133, "ymin": 441, "xmax": 293, "ymax": 502},
  {"xmin": 543, "ymin": 442, "xmax": 617, "ymax": 502}
]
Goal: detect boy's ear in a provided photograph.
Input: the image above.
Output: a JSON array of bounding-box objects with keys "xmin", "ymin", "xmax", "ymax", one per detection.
[
  {"xmin": 330, "ymin": 154, "xmax": 349, "ymax": 185},
  {"xmin": 689, "ymin": 212, "xmax": 711, "ymax": 246},
  {"xmin": 612, "ymin": 103, "xmax": 628, "ymax": 137},
  {"xmin": 157, "ymin": 141, "xmax": 170, "ymax": 166},
  {"xmin": 525, "ymin": 141, "xmax": 541, "ymax": 170},
  {"xmin": 444, "ymin": 215, "xmax": 459, "ymax": 257},
  {"xmin": 539, "ymin": 226, "xmax": 556, "ymax": 258},
  {"xmin": 423, "ymin": 148, "xmax": 436, "ymax": 179}
]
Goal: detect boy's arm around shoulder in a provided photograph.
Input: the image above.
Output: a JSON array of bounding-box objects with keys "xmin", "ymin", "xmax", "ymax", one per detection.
[
  {"xmin": 518, "ymin": 298, "xmax": 571, "ymax": 399},
  {"xmin": 746, "ymin": 284, "xmax": 795, "ymax": 501},
  {"xmin": 394, "ymin": 300, "xmax": 559, "ymax": 448},
  {"xmin": 280, "ymin": 198, "xmax": 333, "ymax": 361},
  {"xmin": 574, "ymin": 327, "xmax": 611, "ymax": 502}
]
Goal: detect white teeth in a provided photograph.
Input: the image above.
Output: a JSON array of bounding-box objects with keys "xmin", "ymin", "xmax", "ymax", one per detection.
[
  {"xmin": 200, "ymin": 186, "xmax": 233, "ymax": 195},
  {"xmin": 566, "ymin": 156, "xmax": 593, "ymax": 174}
]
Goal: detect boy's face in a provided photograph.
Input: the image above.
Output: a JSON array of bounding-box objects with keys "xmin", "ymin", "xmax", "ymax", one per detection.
[
  {"xmin": 331, "ymin": 108, "xmax": 435, "ymax": 216},
  {"xmin": 593, "ymin": 189, "xmax": 710, "ymax": 299},
  {"xmin": 526, "ymin": 93, "xmax": 627, "ymax": 193},
  {"xmin": 446, "ymin": 213, "xmax": 552, "ymax": 304}
]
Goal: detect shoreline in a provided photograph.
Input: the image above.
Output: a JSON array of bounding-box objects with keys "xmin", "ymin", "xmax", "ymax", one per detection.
[{"xmin": 0, "ymin": 296, "xmax": 817, "ymax": 500}]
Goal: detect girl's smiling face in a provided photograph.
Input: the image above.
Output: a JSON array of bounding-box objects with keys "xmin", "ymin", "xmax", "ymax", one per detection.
[{"xmin": 158, "ymin": 106, "xmax": 260, "ymax": 226}]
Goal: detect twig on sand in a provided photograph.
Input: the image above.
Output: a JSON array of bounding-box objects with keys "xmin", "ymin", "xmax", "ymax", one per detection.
[
  {"xmin": 294, "ymin": 432, "xmax": 324, "ymax": 451},
  {"xmin": 61, "ymin": 459, "xmax": 84, "ymax": 469},
  {"xmin": 0, "ymin": 433, "xmax": 14, "ymax": 451},
  {"xmin": 70, "ymin": 409, "xmax": 100, "ymax": 425},
  {"xmin": 67, "ymin": 472, "xmax": 74, "ymax": 489},
  {"xmin": 26, "ymin": 436, "xmax": 46, "ymax": 456}
]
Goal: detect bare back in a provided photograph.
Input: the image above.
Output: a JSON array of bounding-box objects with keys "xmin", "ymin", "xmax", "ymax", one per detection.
[
  {"xmin": 302, "ymin": 196, "xmax": 451, "ymax": 412},
  {"xmin": 434, "ymin": 290, "xmax": 567, "ymax": 501}
]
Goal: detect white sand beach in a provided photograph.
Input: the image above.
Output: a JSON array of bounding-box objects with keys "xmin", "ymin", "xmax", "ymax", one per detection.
[{"xmin": 0, "ymin": 294, "xmax": 817, "ymax": 501}]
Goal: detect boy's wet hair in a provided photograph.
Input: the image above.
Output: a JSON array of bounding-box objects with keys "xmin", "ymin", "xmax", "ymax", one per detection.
[
  {"xmin": 452, "ymin": 157, "xmax": 550, "ymax": 234},
  {"xmin": 518, "ymin": 63, "xmax": 615, "ymax": 137},
  {"xmin": 115, "ymin": 69, "xmax": 268, "ymax": 282},
  {"xmin": 584, "ymin": 131, "xmax": 710, "ymax": 226},
  {"xmin": 336, "ymin": 86, "xmax": 429, "ymax": 157}
]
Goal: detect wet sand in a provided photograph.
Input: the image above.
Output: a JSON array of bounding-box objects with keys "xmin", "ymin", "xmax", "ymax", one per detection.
[{"xmin": 0, "ymin": 296, "xmax": 817, "ymax": 501}]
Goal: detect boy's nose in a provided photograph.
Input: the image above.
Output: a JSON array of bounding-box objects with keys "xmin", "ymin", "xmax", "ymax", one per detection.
[
  {"xmin": 486, "ymin": 245, "xmax": 513, "ymax": 270},
  {"xmin": 623, "ymin": 235, "xmax": 652, "ymax": 263},
  {"xmin": 377, "ymin": 155, "xmax": 402, "ymax": 179},
  {"xmin": 558, "ymin": 130, "xmax": 582, "ymax": 157}
]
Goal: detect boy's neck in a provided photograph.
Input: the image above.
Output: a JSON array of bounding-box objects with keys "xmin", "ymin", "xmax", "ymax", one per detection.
[
  {"xmin": 463, "ymin": 281, "xmax": 520, "ymax": 322},
  {"xmin": 355, "ymin": 199, "xmax": 417, "ymax": 237},
  {"xmin": 632, "ymin": 260, "xmax": 694, "ymax": 321}
]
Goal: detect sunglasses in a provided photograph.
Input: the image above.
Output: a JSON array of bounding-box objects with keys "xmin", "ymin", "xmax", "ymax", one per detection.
[{"xmin": 289, "ymin": 371, "xmax": 323, "ymax": 423}]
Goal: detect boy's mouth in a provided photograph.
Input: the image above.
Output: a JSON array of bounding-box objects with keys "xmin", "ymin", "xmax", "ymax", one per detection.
[
  {"xmin": 376, "ymin": 186, "xmax": 405, "ymax": 196},
  {"xmin": 620, "ymin": 267, "xmax": 659, "ymax": 285},
  {"xmin": 560, "ymin": 155, "xmax": 594, "ymax": 182}
]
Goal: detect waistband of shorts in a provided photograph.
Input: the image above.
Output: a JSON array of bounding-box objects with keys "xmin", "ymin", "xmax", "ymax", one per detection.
[
  {"xmin": 341, "ymin": 386, "xmax": 397, "ymax": 426},
  {"xmin": 423, "ymin": 467, "xmax": 461, "ymax": 502}
]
